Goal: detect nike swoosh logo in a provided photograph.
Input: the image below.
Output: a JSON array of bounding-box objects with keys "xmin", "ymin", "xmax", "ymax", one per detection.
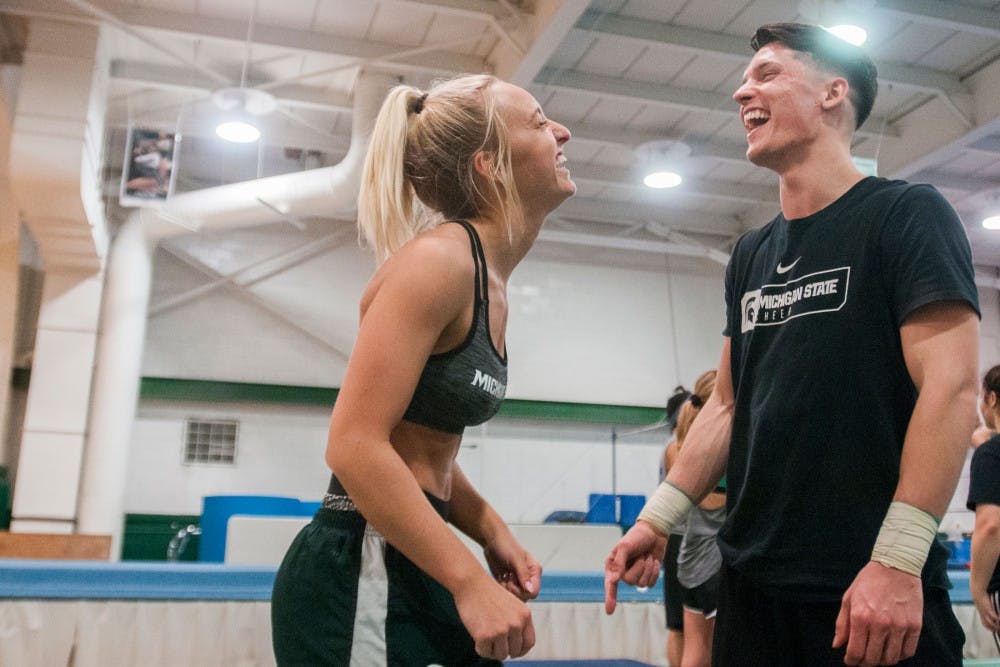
[{"xmin": 776, "ymin": 257, "xmax": 800, "ymax": 274}]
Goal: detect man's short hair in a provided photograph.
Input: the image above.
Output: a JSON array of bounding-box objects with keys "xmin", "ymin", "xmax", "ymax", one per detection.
[{"xmin": 751, "ymin": 22, "xmax": 878, "ymax": 130}]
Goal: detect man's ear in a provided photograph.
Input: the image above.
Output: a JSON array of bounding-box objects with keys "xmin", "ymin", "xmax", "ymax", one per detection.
[{"xmin": 820, "ymin": 76, "xmax": 849, "ymax": 111}]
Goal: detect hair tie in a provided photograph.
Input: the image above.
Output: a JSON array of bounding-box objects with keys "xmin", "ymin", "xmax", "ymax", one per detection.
[
  {"xmin": 689, "ymin": 395, "xmax": 703, "ymax": 408},
  {"xmin": 410, "ymin": 93, "xmax": 428, "ymax": 115}
]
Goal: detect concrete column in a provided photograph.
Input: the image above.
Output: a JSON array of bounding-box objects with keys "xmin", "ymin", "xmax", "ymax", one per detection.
[
  {"xmin": 76, "ymin": 215, "xmax": 153, "ymax": 557},
  {"xmin": 9, "ymin": 269, "xmax": 103, "ymax": 533},
  {"xmin": 8, "ymin": 19, "xmax": 109, "ymax": 534},
  {"xmin": 0, "ymin": 70, "xmax": 19, "ymax": 468}
]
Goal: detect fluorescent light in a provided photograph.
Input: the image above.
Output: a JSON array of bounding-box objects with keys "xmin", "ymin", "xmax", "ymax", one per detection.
[
  {"xmin": 826, "ymin": 24, "xmax": 867, "ymax": 46},
  {"xmin": 216, "ymin": 120, "xmax": 260, "ymax": 143},
  {"xmin": 643, "ymin": 171, "xmax": 682, "ymax": 189},
  {"xmin": 983, "ymin": 215, "xmax": 1000, "ymax": 230}
]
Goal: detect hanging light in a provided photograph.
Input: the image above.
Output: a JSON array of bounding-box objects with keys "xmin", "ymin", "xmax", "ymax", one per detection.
[
  {"xmin": 635, "ymin": 140, "xmax": 690, "ymax": 190},
  {"xmin": 983, "ymin": 215, "xmax": 1000, "ymax": 230},
  {"xmin": 643, "ymin": 171, "xmax": 683, "ymax": 189},
  {"xmin": 825, "ymin": 24, "xmax": 868, "ymax": 46},
  {"xmin": 215, "ymin": 120, "xmax": 260, "ymax": 143},
  {"xmin": 211, "ymin": 88, "xmax": 276, "ymax": 144}
]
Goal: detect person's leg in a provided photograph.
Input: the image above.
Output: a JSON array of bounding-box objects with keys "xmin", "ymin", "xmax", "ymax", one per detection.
[
  {"xmin": 681, "ymin": 608, "xmax": 715, "ymax": 667},
  {"xmin": 271, "ymin": 509, "xmax": 365, "ymax": 666},
  {"xmin": 665, "ymin": 537, "xmax": 685, "ymax": 667},
  {"xmin": 668, "ymin": 629, "xmax": 685, "ymax": 667}
]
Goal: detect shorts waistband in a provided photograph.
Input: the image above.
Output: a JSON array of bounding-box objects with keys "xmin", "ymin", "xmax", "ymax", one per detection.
[{"xmin": 320, "ymin": 491, "xmax": 450, "ymax": 521}]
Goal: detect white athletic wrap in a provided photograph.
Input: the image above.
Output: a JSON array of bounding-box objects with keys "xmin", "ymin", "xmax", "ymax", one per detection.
[
  {"xmin": 870, "ymin": 501, "xmax": 940, "ymax": 577},
  {"xmin": 636, "ymin": 481, "xmax": 694, "ymax": 535}
]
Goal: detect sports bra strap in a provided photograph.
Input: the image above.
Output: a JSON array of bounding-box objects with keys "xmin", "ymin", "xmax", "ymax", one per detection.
[{"xmin": 452, "ymin": 220, "xmax": 489, "ymax": 304}]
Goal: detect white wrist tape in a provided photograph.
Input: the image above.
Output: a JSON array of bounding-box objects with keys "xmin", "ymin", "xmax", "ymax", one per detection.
[
  {"xmin": 870, "ymin": 501, "xmax": 940, "ymax": 577},
  {"xmin": 637, "ymin": 481, "xmax": 694, "ymax": 535}
]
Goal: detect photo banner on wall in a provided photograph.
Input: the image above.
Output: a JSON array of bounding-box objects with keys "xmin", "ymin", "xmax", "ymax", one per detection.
[{"xmin": 120, "ymin": 127, "xmax": 177, "ymax": 207}]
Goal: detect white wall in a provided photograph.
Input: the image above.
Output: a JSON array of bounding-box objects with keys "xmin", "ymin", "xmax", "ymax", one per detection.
[
  {"xmin": 141, "ymin": 229, "xmax": 726, "ymax": 406},
  {"xmin": 125, "ymin": 400, "xmax": 665, "ymax": 521}
]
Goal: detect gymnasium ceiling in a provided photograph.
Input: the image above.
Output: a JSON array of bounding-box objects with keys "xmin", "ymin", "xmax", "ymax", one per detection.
[{"xmin": 3, "ymin": 0, "xmax": 1000, "ymax": 273}]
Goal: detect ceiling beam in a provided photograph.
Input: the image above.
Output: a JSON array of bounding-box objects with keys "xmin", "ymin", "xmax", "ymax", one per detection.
[
  {"xmin": 569, "ymin": 162, "xmax": 778, "ymax": 206},
  {"xmin": 573, "ymin": 10, "xmax": 969, "ymax": 96},
  {"xmin": 873, "ymin": 0, "xmax": 1000, "ymax": 41},
  {"xmin": 0, "ymin": 0, "xmax": 488, "ymax": 76},
  {"xmin": 906, "ymin": 170, "xmax": 1000, "ymax": 193},
  {"xmin": 536, "ymin": 66, "xmax": 900, "ymax": 139},
  {"xmin": 537, "ymin": 228, "xmax": 729, "ymax": 265},
  {"xmin": 555, "ymin": 196, "xmax": 744, "ymax": 238},
  {"xmin": 501, "ymin": 0, "xmax": 590, "ymax": 87},
  {"xmin": 383, "ymin": 0, "xmax": 516, "ymax": 21},
  {"xmin": 109, "ymin": 60, "xmax": 354, "ymax": 115},
  {"xmin": 569, "ymin": 122, "xmax": 750, "ymax": 164}
]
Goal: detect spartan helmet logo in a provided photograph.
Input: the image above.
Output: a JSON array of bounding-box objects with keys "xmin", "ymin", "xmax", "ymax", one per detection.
[{"xmin": 741, "ymin": 289, "xmax": 761, "ymax": 333}]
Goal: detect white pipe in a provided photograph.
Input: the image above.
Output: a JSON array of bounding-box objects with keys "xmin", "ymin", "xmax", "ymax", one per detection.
[
  {"xmin": 154, "ymin": 71, "xmax": 397, "ymax": 238},
  {"xmin": 75, "ymin": 215, "xmax": 153, "ymax": 558}
]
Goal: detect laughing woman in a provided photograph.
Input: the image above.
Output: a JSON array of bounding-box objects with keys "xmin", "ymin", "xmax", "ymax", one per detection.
[{"xmin": 271, "ymin": 74, "xmax": 575, "ymax": 666}]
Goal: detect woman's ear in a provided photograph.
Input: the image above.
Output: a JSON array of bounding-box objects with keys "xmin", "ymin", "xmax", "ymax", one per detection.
[
  {"xmin": 473, "ymin": 150, "xmax": 494, "ymax": 180},
  {"xmin": 989, "ymin": 390, "xmax": 999, "ymax": 410}
]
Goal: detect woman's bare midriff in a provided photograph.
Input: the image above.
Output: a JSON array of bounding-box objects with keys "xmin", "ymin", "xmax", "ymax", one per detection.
[{"xmin": 391, "ymin": 420, "xmax": 463, "ymax": 501}]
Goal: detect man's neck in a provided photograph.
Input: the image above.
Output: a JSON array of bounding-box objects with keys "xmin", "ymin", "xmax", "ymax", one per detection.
[{"xmin": 777, "ymin": 144, "xmax": 866, "ymax": 220}]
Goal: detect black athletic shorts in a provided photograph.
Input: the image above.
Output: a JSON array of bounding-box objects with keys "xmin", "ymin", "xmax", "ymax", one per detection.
[
  {"xmin": 712, "ymin": 564, "xmax": 965, "ymax": 667},
  {"xmin": 681, "ymin": 569, "xmax": 720, "ymax": 618},
  {"xmin": 271, "ymin": 497, "xmax": 500, "ymax": 666},
  {"xmin": 663, "ymin": 534, "xmax": 684, "ymax": 630}
]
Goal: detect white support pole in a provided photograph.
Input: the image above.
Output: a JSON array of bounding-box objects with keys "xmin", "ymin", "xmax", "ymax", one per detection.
[{"xmin": 76, "ymin": 214, "xmax": 153, "ymax": 558}]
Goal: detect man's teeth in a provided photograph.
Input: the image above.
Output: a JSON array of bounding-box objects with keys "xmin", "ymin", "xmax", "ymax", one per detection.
[{"xmin": 743, "ymin": 109, "xmax": 770, "ymax": 129}]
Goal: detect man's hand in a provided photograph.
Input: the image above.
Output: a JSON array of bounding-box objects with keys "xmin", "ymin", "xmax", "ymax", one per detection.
[
  {"xmin": 603, "ymin": 520, "xmax": 667, "ymax": 614},
  {"xmin": 973, "ymin": 587, "xmax": 1000, "ymax": 633},
  {"xmin": 833, "ymin": 561, "xmax": 923, "ymax": 666}
]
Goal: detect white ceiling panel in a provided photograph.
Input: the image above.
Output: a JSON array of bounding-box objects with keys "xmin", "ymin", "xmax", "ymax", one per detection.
[
  {"xmin": 196, "ymin": 0, "xmax": 258, "ymax": 22},
  {"xmin": 135, "ymin": 0, "xmax": 199, "ymax": 12},
  {"xmin": 422, "ymin": 14, "xmax": 492, "ymax": 56},
  {"xmin": 671, "ymin": 0, "xmax": 752, "ymax": 33},
  {"xmin": 623, "ymin": 50, "xmax": 694, "ymax": 86},
  {"xmin": 312, "ymin": 1, "xmax": 378, "ymax": 38},
  {"xmin": 256, "ymin": 0, "xmax": 320, "ymax": 31},
  {"xmin": 576, "ymin": 36, "xmax": 646, "ymax": 77},
  {"xmin": 535, "ymin": 89, "xmax": 601, "ymax": 125},
  {"xmin": 919, "ymin": 31, "xmax": 1000, "ymax": 72},
  {"xmin": 622, "ymin": 105, "xmax": 687, "ymax": 132},
  {"xmin": 367, "ymin": 3, "xmax": 434, "ymax": 46},
  {"xmin": 669, "ymin": 53, "xmax": 747, "ymax": 91},
  {"xmin": 547, "ymin": 31, "xmax": 597, "ymax": 70},
  {"xmin": 723, "ymin": 0, "xmax": 793, "ymax": 37},
  {"xmin": 876, "ymin": 22, "xmax": 955, "ymax": 64},
  {"xmin": 617, "ymin": 0, "xmax": 688, "ymax": 24},
  {"xmin": 583, "ymin": 97, "xmax": 647, "ymax": 126}
]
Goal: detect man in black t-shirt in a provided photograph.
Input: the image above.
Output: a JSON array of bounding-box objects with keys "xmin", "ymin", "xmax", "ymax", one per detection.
[
  {"xmin": 605, "ymin": 23, "xmax": 980, "ymax": 667},
  {"xmin": 968, "ymin": 365, "xmax": 1000, "ymax": 648}
]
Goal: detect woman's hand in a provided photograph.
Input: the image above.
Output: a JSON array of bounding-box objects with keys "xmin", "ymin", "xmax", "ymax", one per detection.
[
  {"xmin": 484, "ymin": 531, "xmax": 542, "ymax": 601},
  {"xmin": 453, "ymin": 572, "xmax": 536, "ymax": 660}
]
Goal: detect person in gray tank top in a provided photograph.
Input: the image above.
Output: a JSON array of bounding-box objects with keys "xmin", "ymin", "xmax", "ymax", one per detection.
[
  {"xmin": 271, "ymin": 74, "xmax": 576, "ymax": 666},
  {"xmin": 673, "ymin": 370, "xmax": 724, "ymax": 667}
]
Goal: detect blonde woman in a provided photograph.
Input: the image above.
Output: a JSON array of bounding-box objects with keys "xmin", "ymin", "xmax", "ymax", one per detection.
[
  {"xmin": 270, "ymin": 74, "xmax": 574, "ymax": 666},
  {"xmin": 671, "ymin": 370, "xmax": 723, "ymax": 667}
]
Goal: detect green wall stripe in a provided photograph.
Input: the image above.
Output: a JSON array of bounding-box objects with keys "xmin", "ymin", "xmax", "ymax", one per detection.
[{"xmin": 140, "ymin": 377, "xmax": 663, "ymax": 425}]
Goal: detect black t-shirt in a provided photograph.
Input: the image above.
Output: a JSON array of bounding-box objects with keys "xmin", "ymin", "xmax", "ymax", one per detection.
[
  {"xmin": 967, "ymin": 435, "xmax": 1000, "ymax": 593},
  {"xmin": 721, "ymin": 176, "xmax": 979, "ymax": 601}
]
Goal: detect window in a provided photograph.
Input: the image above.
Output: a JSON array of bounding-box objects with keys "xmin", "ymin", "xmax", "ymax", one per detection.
[{"xmin": 184, "ymin": 419, "xmax": 238, "ymax": 464}]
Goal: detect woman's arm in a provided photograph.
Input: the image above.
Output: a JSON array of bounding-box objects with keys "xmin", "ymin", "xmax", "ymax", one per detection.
[{"xmin": 325, "ymin": 234, "xmax": 532, "ymax": 659}]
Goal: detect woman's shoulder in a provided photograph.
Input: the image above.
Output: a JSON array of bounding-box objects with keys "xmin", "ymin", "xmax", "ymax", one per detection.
[{"xmin": 360, "ymin": 225, "xmax": 476, "ymax": 316}]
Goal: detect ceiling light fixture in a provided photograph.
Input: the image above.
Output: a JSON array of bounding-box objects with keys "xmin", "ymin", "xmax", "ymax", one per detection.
[
  {"xmin": 215, "ymin": 120, "xmax": 261, "ymax": 143},
  {"xmin": 643, "ymin": 171, "xmax": 683, "ymax": 189},
  {"xmin": 825, "ymin": 24, "xmax": 868, "ymax": 46},
  {"xmin": 211, "ymin": 87, "xmax": 276, "ymax": 144},
  {"xmin": 635, "ymin": 140, "xmax": 691, "ymax": 191},
  {"xmin": 983, "ymin": 215, "xmax": 1000, "ymax": 230}
]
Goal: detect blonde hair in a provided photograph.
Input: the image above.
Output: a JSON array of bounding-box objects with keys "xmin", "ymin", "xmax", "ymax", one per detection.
[
  {"xmin": 675, "ymin": 370, "xmax": 717, "ymax": 445},
  {"xmin": 357, "ymin": 74, "xmax": 523, "ymax": 263}
]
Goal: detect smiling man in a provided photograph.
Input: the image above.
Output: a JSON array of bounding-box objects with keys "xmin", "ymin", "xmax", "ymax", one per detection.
[{"xmin": 605, "ymin": 23, "xmax": 980, "ymax": 667}]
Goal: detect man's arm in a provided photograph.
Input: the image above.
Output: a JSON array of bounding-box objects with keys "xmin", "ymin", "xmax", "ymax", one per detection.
[
  {"xmin": 834, "ymin": 300, "xmax": 979, "ymax": 666},
  {"xmin": 664, "ymin": 337, "xmax": 735, "ymax": 508},
  {"xmin": 971, "ymin": 503, "xmax": 1000, "ymax": 632},
  {"xmin": 604, "ymin": 339, "xmax": 734, "ymax": 613}
]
